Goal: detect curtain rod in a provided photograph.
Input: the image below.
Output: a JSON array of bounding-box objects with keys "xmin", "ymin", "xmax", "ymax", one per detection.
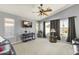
[
  {"xmin": 50, "ymin": 16, "xmax": 77, "ymax": 21},
  {"xmin": 42, "ymin": 16, "xmax": 77, "ymax": 22}
]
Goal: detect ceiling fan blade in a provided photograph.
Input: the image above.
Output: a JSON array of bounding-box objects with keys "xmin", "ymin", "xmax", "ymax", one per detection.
[
  {"xmin": 44, "ymin": 9, "xmax": 52, "ymax": 12},
  {"xmin": 38, "ymin": 12, "xmax": 42, "ymax": 16},
  {"xmin": 43, "ymin": 12, "xmax": 48, "ymax": 16}
]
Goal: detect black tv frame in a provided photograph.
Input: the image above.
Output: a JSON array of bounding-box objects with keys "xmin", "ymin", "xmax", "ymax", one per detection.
[{"xmin": 22, "ymin": 20, "xmax": 32, "ymax": 28}]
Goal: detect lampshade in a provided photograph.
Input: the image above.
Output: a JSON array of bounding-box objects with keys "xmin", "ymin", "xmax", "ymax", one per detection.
[
  {"xmin": 51, "ymin": 28, "xmax": 56, "ymax": 32},
  {"xmin": 24, "ymin": 22, "xmax": 28, "ymax": 25}
]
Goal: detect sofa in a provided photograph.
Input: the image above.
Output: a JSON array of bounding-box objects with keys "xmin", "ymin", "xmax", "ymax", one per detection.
[{"xmin": 72, "ymin": 38, "xmax": 79, "ymax": 55}]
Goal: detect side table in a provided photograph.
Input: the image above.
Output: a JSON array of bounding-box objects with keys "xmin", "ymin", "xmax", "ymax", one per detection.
[{"xmin": 49, "ymin": 36, "xmax": 57, "ymax": 43}]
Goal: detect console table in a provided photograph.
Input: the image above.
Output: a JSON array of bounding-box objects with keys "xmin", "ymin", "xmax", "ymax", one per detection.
[{"xmin": 21, "ymin": 33, "xmax": 35, "ymax": 42}]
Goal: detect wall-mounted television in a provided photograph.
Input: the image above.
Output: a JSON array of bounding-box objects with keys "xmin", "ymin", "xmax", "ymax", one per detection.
[{"xmin": 22, "ymin": 20, "xmax": 32, "ymax": 28}]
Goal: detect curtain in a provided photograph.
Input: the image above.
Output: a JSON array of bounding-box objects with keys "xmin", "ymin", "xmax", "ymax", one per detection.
[
  {"xmin": 50, "ymin": 19, "xmax": 60, "ymax": 40},
  {"xmin": 67, "ymin": 17, "xmax": 76, "ymax": 42},
  {"xmin": 43, "ymin": 21, "xmax": 46, "ymax": 37}
]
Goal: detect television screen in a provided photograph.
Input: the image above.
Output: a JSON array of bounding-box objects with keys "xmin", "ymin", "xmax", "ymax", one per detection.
[{"xmin": 22, "ymin": 21, "xmax": 32, "ymax": 27}]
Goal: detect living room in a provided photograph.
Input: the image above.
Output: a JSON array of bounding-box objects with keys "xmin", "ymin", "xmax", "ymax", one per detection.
[{"xmin": 0, "ymin": 4, "xmax": 79, "ymax": 55}]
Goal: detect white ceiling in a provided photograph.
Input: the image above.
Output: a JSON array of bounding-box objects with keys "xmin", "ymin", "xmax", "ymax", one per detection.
[{"xmin": 0, "ymin": 4, "xmax": 73, "ymax": 20}]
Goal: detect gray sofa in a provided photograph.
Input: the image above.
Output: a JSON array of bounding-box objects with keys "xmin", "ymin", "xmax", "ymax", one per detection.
[{"xmin": 72, "ymin": 38, "xmax": 79, "ymax": 55}]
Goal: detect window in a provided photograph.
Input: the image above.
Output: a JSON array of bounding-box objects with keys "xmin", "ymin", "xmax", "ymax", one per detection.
[
  {"xmin": 60, "ymin": 18, "xmax": 68, "ymax": 40},
  {"xmin": 45, "ymin": 21, "xmax": 50, "ymax": 37},
  {"xmin": 4, "ymin": 18, "xmax": 15, "ymax": 39}
]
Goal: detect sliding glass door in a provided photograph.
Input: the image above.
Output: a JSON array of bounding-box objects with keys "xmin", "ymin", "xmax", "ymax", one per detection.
[{"xmin": 60, "ymin": 18, "xmax": 68, "ymax": 41}]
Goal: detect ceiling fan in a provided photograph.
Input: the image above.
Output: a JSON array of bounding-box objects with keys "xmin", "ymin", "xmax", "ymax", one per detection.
[{"xmin": 33, "ymin": 4, "xmax": 52, "ymax": 16}]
